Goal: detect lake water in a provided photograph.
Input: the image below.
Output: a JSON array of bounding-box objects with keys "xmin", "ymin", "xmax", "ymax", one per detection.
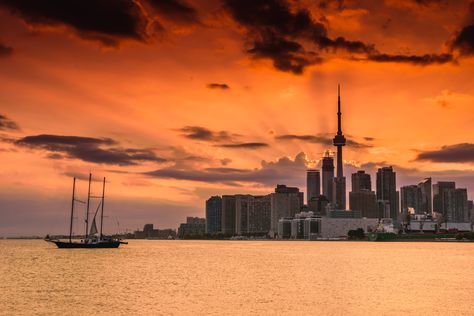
[{"xmin": 1, "ymin": 240, "xmax": 474, "ymax": 315}]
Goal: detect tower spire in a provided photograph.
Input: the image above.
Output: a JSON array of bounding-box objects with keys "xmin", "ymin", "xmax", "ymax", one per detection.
[{"xmin": 337, "ymin": 84, "xmax": 342, "ymax": 135}]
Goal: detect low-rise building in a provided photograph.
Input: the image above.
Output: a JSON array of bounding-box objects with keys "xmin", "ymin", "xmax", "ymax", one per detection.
[
  {"xmin": 134, "ymin": 224, "xmax": 176, "ymax": 239},
  {"xmin": 178, "ymin": 217, "xmax": 206, "ymax": 239}
]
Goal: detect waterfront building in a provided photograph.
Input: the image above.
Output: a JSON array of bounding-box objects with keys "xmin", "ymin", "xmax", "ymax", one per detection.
[
  {"xmin": 235, "ymin": 195, "xmax": 253, "ymax": 235},
  {"xmin": 306, "ymin": 169, "xmax": 321, "ymax": 203},
  {"xmin": 322, "ymin": 152, "xmax": 334, "ymax": 204},
  {"xmin": 401, "ymin": 185, "xmax": 423, "ymax": 215},
  {"xmin": 205, "ymin": 196, "xmax": 222, "ymax": 234},
  {"xmin": 308, "ymin": 195, "xmax": 329, "ymax": 215},
  {"xmin": 418, "ymin": 178, "xmax": 432, "ymax": 214},
  {"xmin": 328, "ymin": 209, "xmax": 362, "ymax": 218},
  {"xmin": 277, "ymin": 218, "xmax": 292, "ymax": 239},
  {"xmin": 333, "ymin": 85, "xmax": 347, "ymax": 210},
  {"xmin": 247, "ymin": 195, "xmax": 271, "ymax": 235},
  {"xmin": 177, "ymin": 217, "xmax": 206, "ymax": 239},
  {"xmin": 221, "ymin": 195, "xmax": 236, "ymax": 235},
  {"xmin": 134, "ymin": 224, "xmax": 176, "ymax": 239},
  {"xmin": 349, "ymin": 190, "xmax": 378, "ymax": 218},
  {"xmin": 270, "ymin": 185, "xmax": 304, "ymax": 237},
  {"xmin": 376, "ymin": 166, "xmax": 399, "ymax": 220}
]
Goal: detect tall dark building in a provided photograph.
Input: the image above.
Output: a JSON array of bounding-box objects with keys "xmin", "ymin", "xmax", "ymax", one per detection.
[
  {"xmin": 418, "ymin": 178, "xmax": 432, "ymax": 214},
  {"xmin": 400, "ymin": 185, "xmax": 422, "ymax": 215},
  {"xmin": 321, "ymin": 152, "xmax": 334, "ymax": 204},
  {"xmin": 306, "ymin": 169, "xmax": 321, "ymax": 203},
  {"xmin": 333, "ymin": 85, "xmax": 346, "ymax": 210},
  {"xmin": 221, "ymin": 195, "xmax": 236, "ymax": 235},
  {"xmin": 205, "ymin": 196, "xmax": 222, "ymax": 234},
  {"xmin": 351, "ymin": 170, "xmax": 371, "ymax": 192},
  {"xmin": 376, "ymin": 166, "xmax": 399, "ymax": 220},
  {"xmin": 349, "ymin": 170, "xmax": 377, "ymax": 218},
  {"xmin": 433, "ymin": 181, "xmax": 455, "ymax": 217}
]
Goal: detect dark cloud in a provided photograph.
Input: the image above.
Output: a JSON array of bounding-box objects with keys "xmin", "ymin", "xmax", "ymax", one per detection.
[
  {"xmin": 364, "ymin": 137, "xmax": 375, "ymax": 141},
  {"xmin": 207, "ymin": 83, "xmax": 230, "ymax": 90},
  {"xmin": 0, "ymin": 0, "xmax": 155, "ymax": 46},
  {"xmin": 147, "ymin": 0, "xmax": 199, "ymax": 24},
  {"xmin": 248, "ymin": 33, "xmax": 322, "ymax": 74},
  {"xmin": 367, "ymin": 53, "xmax": 454, "ymax": 65},
  {"xmin": 145, "ymin": 152, "xmax": 308, "ymax": 186},
  {"xmin": 452, "ymin": 24, "xmax": 474, "ymax": 56},
  {"xmin": 176, "ymin": 126, "xmax": 234, "ymax": 142},
  {"xmin": 0, "ymin": 114, "xmax": 20, "ymax": 131},
  {"xmin": 275, "ymin": 133, "xmax": 372, "ymax": 148},
  {"xmin": 15, "ymin": 134, "xmax": 166, "ymax": 166},
  {"xmin": 415, "ymin": 143, "xmax": 474, "ymax": 163},
  {"xmin": 223, "ymin": 0, "xmax": 455, "ymax": 73},
  {"xmin": 0, "ymin": 42, "xmax": 13, "ymax": 57},
  {"xmin": 217, "ymin": 142, "xmax": 269, "ymax": 149}
]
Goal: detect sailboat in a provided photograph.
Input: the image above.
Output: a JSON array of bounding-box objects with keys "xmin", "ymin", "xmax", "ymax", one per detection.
[{"xmin": 45, "ymin": 174, "xmax": 127, "ymax": 248}]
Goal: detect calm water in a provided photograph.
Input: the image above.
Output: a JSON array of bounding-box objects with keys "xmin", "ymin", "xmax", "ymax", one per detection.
[{"xmin": 1, "ymin": 240, "xmax": 474, "ymax": 315}]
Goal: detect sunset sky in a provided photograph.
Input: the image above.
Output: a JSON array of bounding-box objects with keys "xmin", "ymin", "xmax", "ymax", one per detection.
[{"xmin": 1, "ymin": 0, "xmax": 474, "ymax": 236}]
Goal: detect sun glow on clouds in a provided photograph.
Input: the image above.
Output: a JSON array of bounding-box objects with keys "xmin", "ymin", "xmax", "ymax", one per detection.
[{"xmin": 1, "ymin": 0, "xmax": 474, "ymax": 235}]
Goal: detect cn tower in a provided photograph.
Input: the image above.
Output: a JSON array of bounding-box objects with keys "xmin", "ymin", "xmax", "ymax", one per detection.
[{"xmin": 333, "ymin": 84, "xmax": 346, "ymax": 209}]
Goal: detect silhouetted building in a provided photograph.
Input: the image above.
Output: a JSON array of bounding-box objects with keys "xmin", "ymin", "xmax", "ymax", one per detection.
[
  {"xmin": 433, "ymin": 181, "xmax": 455, "ymax": 220},
  {"xmin": 134, "ymin": 224, "xmax": 176, "ymax": 239},
  {"xmin": 469, "ymin": 200, "xmax": 474, "ymax": 223},
  {"xmin": 178, "ymin": 217, "xmax": 206, "ymax": 239},
  {"xmin": 352, "ymin": 170, "xmax": 371, "ymax": 192},
  {"xmin": 221, "ymin": 195, "xmax": 236, "ymax": 235},
  {"xmin": 308, "ymin": 195, "xmax": 329, "ymax": 215},
  {"xmin": 206, "ymin": 196, "xmax": 222, "ymax": 234},
  {"xmin": 328, "ymin": 210, "xmax": 362, "ymax": 218},
  {"xmin": 235, "ymin": 195, "xmax": 253, "ymax": 235},
  {"xmin": 432, "ymin": 181, "xmax": 469, "ymax": 223},
  {"xmin": 418, "ymin": 178, "xmax": 432, "ymax": 214},
  {"xmin": 270, "ymin": 185, "xmax": 304, "ymax": 237},
  {"xmin": 247, "ymin": 195, "xmax": 271, "ymax": 235},
  {"xmin": 306, "ymin": 169, "xmax": 321, "ymax": 203},
  {"xmin": 322, "ymin": 152, "xmax": 334, "ymax": 204},
  {"xmin": 376, "ymin": 166, "xmax": 399, "ymax": 220},
  {"xmin": 333, "ymin": 85, "xmax": 346, "ymax": 210},
  {"xmin": 401, "ymin": 185, "xmax": 423, "ymax": 215},
  {"xmin": 349, "ymin": 190, "xmax": 378, "ymax": 218}
]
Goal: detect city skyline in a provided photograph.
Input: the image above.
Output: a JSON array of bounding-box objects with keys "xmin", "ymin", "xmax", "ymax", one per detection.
[{"xmin": 1, "ymin": 0, "xmax": 474, "ymax": 236}]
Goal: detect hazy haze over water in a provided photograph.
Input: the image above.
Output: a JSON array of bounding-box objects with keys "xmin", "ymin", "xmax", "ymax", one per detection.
[{"xmin": 1, "ymin": 240, "xmax": 474, "ymax": 315}]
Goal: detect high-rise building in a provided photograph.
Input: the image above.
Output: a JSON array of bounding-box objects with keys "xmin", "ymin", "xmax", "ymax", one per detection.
[
  {"xmin": 433, "ymin": 182, "xmax": 469, "ymax": 223},
  {"xmin": 376, "ymin": 166, "xmax": 399, "ymax": 220},
  {"xmin": 352, "ymin": 170, "xmax": 371, "ymax": 192},
  {"xmin": 235, "ymin": 195, "xmax": 253, "ymax": 235},
  {"xmin": 248, "ymin": 195, "xmax": 271, "ymax": 235},
  {"xmin": 270, "ymin": 185, "xmax": 304, "ymax": 237},
  {"xmin": 306, "ymin": 169, "xmax": 321, "ymax": 203},
  {"xmin": 349, "ymin": 190, "xmax": 378, "ymax": 218},
  {"xmin": 205, "ymin": 196, "xmax": 222, "ymax": 234},
  {"xmin": 322, "ymin": 152, "xmax": 334, "ymax": 204},
  {"xmin": 221, "ymin": 195, "xmax": 236, "ymax": 235},
  {"xmin": 400, "ymin": 185, "xmax": 423, "ymax": 215},
  {"xmin": 349, "ymin": 170, "xmax": 377, "ymax": 218},
  {"xmin": 333, "ymin": 85, "xmax": 347, "ymax": 210},
  {"xmin": 418, "ymin": 178, "xmax": 432, "ymax": 214},
  {"xmin": 433, "ymin": 181, "xmax": 455, "ymax": 218},
  {"xmin": 308, "ymin": 195, "xmax": 329, "ymax": 215},
  {"xmin": 468, "ymin": 200, "xmax": 474, "ymax": 223}
]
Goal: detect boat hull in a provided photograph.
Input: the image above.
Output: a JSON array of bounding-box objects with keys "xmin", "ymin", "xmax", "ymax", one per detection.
[{"xmin": 47, "ymin": 240, "xmax": 122, "ymax": 248}]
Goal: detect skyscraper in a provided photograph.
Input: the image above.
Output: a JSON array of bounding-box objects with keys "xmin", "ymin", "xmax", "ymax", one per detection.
[
  {"xmin": 321, "ymin": 152, "xmax": 334, "ymax": 204},
  {"xmin": 351, "ymin": 170, "xmax": 371, "ymax": 192},
  {"xmin": 433, "ymin": 181, "xmax": 455, "ymax": 218},
  {"xmin": 434, "ymin": 182, "xmax": 469, "ymax": 223},
  {"xmin": 333, "ymin": 85, "xmax": 346, "ymax": 210},
  {"xmin": 376, "ymin": 166, "xmax": 399, "ymax": 220},
  {"xmin": 221, "ymin": 195, "xmax": 236, "ymax": 235},
  {"xmin": 400, "ymin": 185, "xmax": 422, "ymax": 215},
  {"xmin": 270, "ymin": 185, "xmax": 304, "ymax": 237},
  {"xmin": 418, "ymin": 177, "xmax": 432, "ymax": 214},
  {"xmin": 349, "ymin": 170, "xmax": 377, "ymax": 218},
  {"xmin": 306, "ymin": 169, "xmax": 321, "ymax": 203},
  {"xmin": 205, "ymin": 196, "xmax": 222, "ymax": 234}
]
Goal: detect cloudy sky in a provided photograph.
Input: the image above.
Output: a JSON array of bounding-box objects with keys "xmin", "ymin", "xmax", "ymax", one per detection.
[{"xmin": 1, "ymin": 0, "xmax": 474, "ymax": 236}]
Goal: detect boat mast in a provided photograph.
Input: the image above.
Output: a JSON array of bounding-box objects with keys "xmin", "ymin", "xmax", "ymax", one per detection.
[
  {"xmin": 100, "ymin": 177, "xmax": 105, "ymax": 239},
  {"xmin": 69, "ymin": 177, "xmax": 76, "ymax": 242},
  {"xmin": 85, "ymin": 173, "xmax": 92, "ymax": 239}
]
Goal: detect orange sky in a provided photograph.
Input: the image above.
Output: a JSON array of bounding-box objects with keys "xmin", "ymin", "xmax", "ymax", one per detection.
[{"xmin": 1, "ymin": 0, "xmax": 474, "ymax": 236}]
